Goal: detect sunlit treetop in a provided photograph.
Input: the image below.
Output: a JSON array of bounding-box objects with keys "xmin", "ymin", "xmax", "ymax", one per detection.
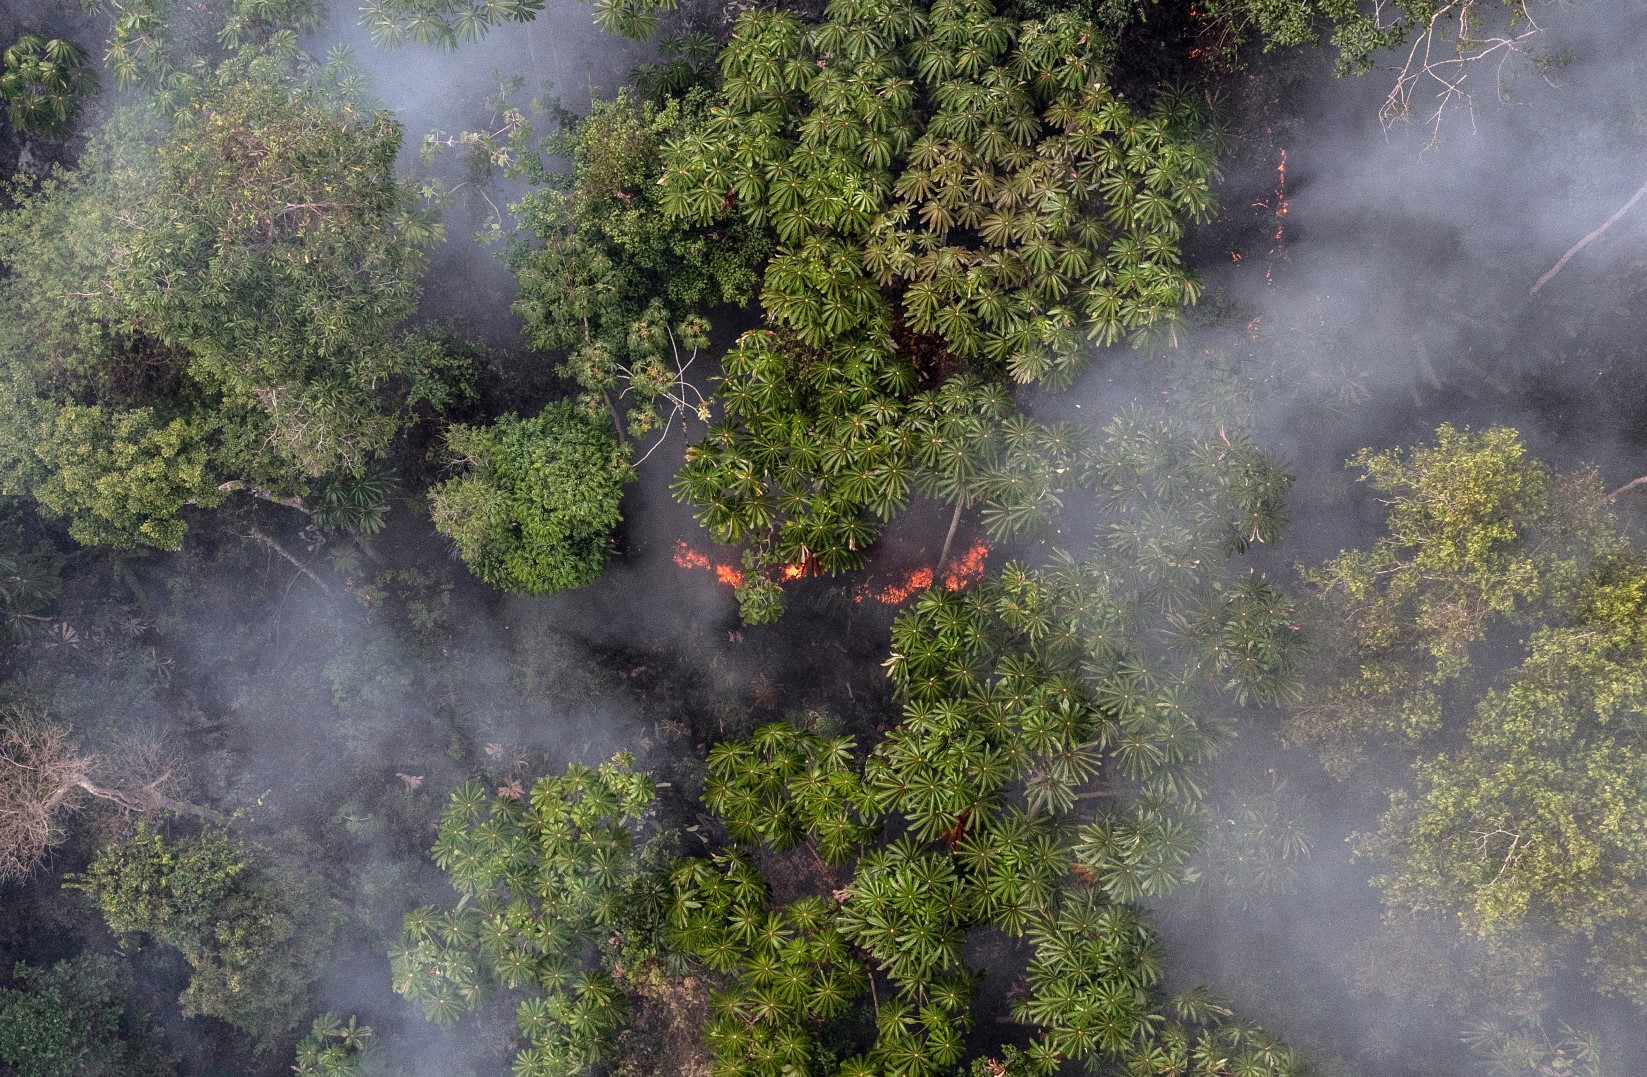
[
  {"xmin": 0, "ymin": 46, "xmax": 449, "ymax": 548},
  {"xmin": 358, "ymin": 0, "xmax": 677, "ymax": 46},
  {"xmin": 660, "ymin": 0, "xmax": 1219, "ymax": 381}
]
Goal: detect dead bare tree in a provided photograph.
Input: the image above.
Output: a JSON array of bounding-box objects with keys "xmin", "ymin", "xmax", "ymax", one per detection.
[
  {"xmin": 1377, "ymin": 0, "xmax": 1553, "ymax": 144},
  {"xmin": 0, "ymin": 708, "xmax": 212, "ymax": 884}
]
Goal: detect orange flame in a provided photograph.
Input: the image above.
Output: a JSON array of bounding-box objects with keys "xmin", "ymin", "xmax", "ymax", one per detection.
[
  {"xmin": 940, "ymin": 539, "xmax": 990, "ymax": 591},
  {"xmin": 674, "ymin": 537, "xmax": 991, "ymax": 606}
]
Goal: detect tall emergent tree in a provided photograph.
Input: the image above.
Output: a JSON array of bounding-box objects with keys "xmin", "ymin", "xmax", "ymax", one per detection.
[
  {"xmin": 1296, "ymin": 425, "xmax": 1647, "ymax": 1010},
  {"xmin": 0, "ymin": 43, "xmax": 446, "ymax": 548},
  {"xmin": 658, "ymin": 0, "xmax": 1219, "ymax": 616}
]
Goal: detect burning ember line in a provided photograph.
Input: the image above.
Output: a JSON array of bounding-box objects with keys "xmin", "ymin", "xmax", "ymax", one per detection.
[{"xmin": 674, "ymin": 538, "xmax": 992, "ymax": 607}]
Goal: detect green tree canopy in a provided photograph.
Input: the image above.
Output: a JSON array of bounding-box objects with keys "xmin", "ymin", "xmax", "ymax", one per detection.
[
  {"xmin": 0, "ymin": 49, "xmax": 446, "ymax": 547},
  {"xmin": 391, "ymin": 755, "xmax": 668, "ymax": 1077},
  {"xmin": 1297, "ymin": 425, "xmax": 1647, "ymax": 1010},
  {"xmin": 429, "ymin": 403, "xmax": 632, "ymax": 594},
  {"xmin": 0, "ymin": 954, "xmax": 172, "ymax": 1077},
  {"xmin": 658, "ymin": 0, "xmax": 1219, "ymax": 618},
  {"xmin": 69, "ymin": 822, "xmax": 335, "ymax": 1046},
  {"xmin": 510, "ymin": 92, "xmax": 765, "ymax": 445}
]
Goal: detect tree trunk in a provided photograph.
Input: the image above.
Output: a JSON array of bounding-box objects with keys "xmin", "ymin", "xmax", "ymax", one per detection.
[
  {"xmin": 245, "ymin": 527, "xmax": 330, "ymax": 594},
  {"xmin": 216, "ymin": 480, "xmax": 310, "ymax": 514},
  {"xmin": 75, "ymin": 777, "xmax": 217, "ymax": 819},
  {"xmin": 935, "ymin": 503, "xmax": 963, "ymax": 578}
]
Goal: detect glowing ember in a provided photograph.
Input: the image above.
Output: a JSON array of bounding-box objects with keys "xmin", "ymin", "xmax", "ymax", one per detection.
[
  {"xmin": 674, "ymin": 536, "xmax": 991, "ymax": 606},
  {"xmin": 939, "ymin": 539, "xmax": 990, "ymax": 591},
  {"xmin": 673, "ymin": 541, "xmax": 709, "ymax": 569}
]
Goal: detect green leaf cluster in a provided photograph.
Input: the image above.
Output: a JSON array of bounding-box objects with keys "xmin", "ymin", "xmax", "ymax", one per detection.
[
  {"xmin": 659, "ymin": 0, "xmax": 1216, "ymax": 371},
  {"xmin": 429, "ymin": 403, "xmax": 632, "ymax": 594},
  {"xmin": 359, "ymin": 0, "xmax": 675, "ymax": 47},
  {"xmin": 292, "ymin": 1013, "xmax": 382, "ymax": 1077},
  {"xmin": 657, "ymin": 0, "xmax": 1221, "ymax": 620},
  {"xmin": 1293, "ymin": 424, "xmax": 1617, "ymax": 772},
  {"xmin": 705, "ymin": 722, "xmax": 877, "ymax": 863},
  {"xmin": 0, "ymin": 36, "xmax": 96, "ymax": 136},
  {"xmin": 511, "ymin": 93, "xmax": 766, "ymax": 444},
  {"xmin": 666, "ymin": 855, "xmax": 872, "ymax": 1077},
  {"xmin": 69, "ymin": 822, "xmax": 334, "ymax": 1046},
  {"xmin": 0, "ymin": 954, "xmax": 171, "ymax": 1077},
  {"xmin": 391, "ymin": 756, "xmax": 665, "ymax": 1077},
  {"xmin": 0, "ymin": 54, "xmax": 450, "ymax": 547}
]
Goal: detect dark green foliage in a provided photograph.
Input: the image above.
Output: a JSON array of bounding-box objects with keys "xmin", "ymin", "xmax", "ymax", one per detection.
[
  {"xmin": 392, "ymin": 756, "xmax": 667, "ymax": 1077},
  {"xmin": 292, "ymin": 1013, "xmax": 382, "ymax": 1077},
  {"xmin": 0, "ymin": 37, "xmax": 96, "ymax": 136},
  {"xmin": 1462, "ymin": 1017, "xmax": 1607, "ymax": 1077},
  {"xmin": 311, "ymin": 472, "xmax": 396, "ymax": 536},
  {"xmin": 429, "ymin": 404, "xmax": 632, "ymax": 594},
  {"xmin": 69, "ymin": 823, "xmax": 334, "ymax": 1046},
  {"xmin": 511, "ymin": 93, "xmax": 765, "ymax": 444},
  {"xmin": 0, "ymin": 954, "xmax": 171, "ymax": 1077},
  {"xmin": 1198, "ymin": 774, "xmax": 1314, "ymax": 912}
]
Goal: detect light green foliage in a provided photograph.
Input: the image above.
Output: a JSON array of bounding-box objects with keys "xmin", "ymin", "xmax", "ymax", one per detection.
[
  {"xmin": 0, "ymin": 37, "xmax": 96, "ymax": 136},
  {"xmin": 1300, "ymin": 425, "xmax": 1647, "ymax": 1009},
  {"xmin": 511, "ymin": 93, "xmax": 765, "ymax": 443},
  {"xmin": 70, "ymin": 823, "xmax": 334, "ymax": 1045},
  {"xmin": 392, "ymin": 756, "xmax": 666, "ymax": 1077},
  {"xmin": 661, "ymin": 0, "xmax": 1219, "ymax": 620},
  {"xmin": 0, "ymin": 394, "xmax": 215, "ymax": 550},
  {"xmin": 660, "ymin": 0, "xmax": 1217, "ymax": 371},
  {"xmin": 359, "ymin": 0, "xmax": 675, "ymax": 46},
  {"xmin": 1369, "ymin": 557, "xmax": 1647, "ymax": 1007},
  {"xmin": 0, "ymin": 954, "xmax": 171, "ymax": 1077},
  {"xmin": 666, "ymin": 856, "xmax": 872, "ymax": 1077},
  {"xmin": 292, "ymin": 1014, "xmax": 382, "ymax": 1077},
  {"xmin": 0, "ymin": 51, "xmax": 448, "ymax": 547},
  {"xmin": 428, "ymin": 404, "xmax": 632, "ymax": 594},
  {"xmin": 704, "ymin": 722, "xmax": 877, "ymax": 863},
  {"xmin": 1293, "ymin": 425, "xmax": 1615, "ymax": 772}
]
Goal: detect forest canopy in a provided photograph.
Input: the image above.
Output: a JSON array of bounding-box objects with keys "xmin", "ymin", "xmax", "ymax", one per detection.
[{"xmin": 0, "ymin": 0, "xmax": 1641, "ymax": 1076}]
